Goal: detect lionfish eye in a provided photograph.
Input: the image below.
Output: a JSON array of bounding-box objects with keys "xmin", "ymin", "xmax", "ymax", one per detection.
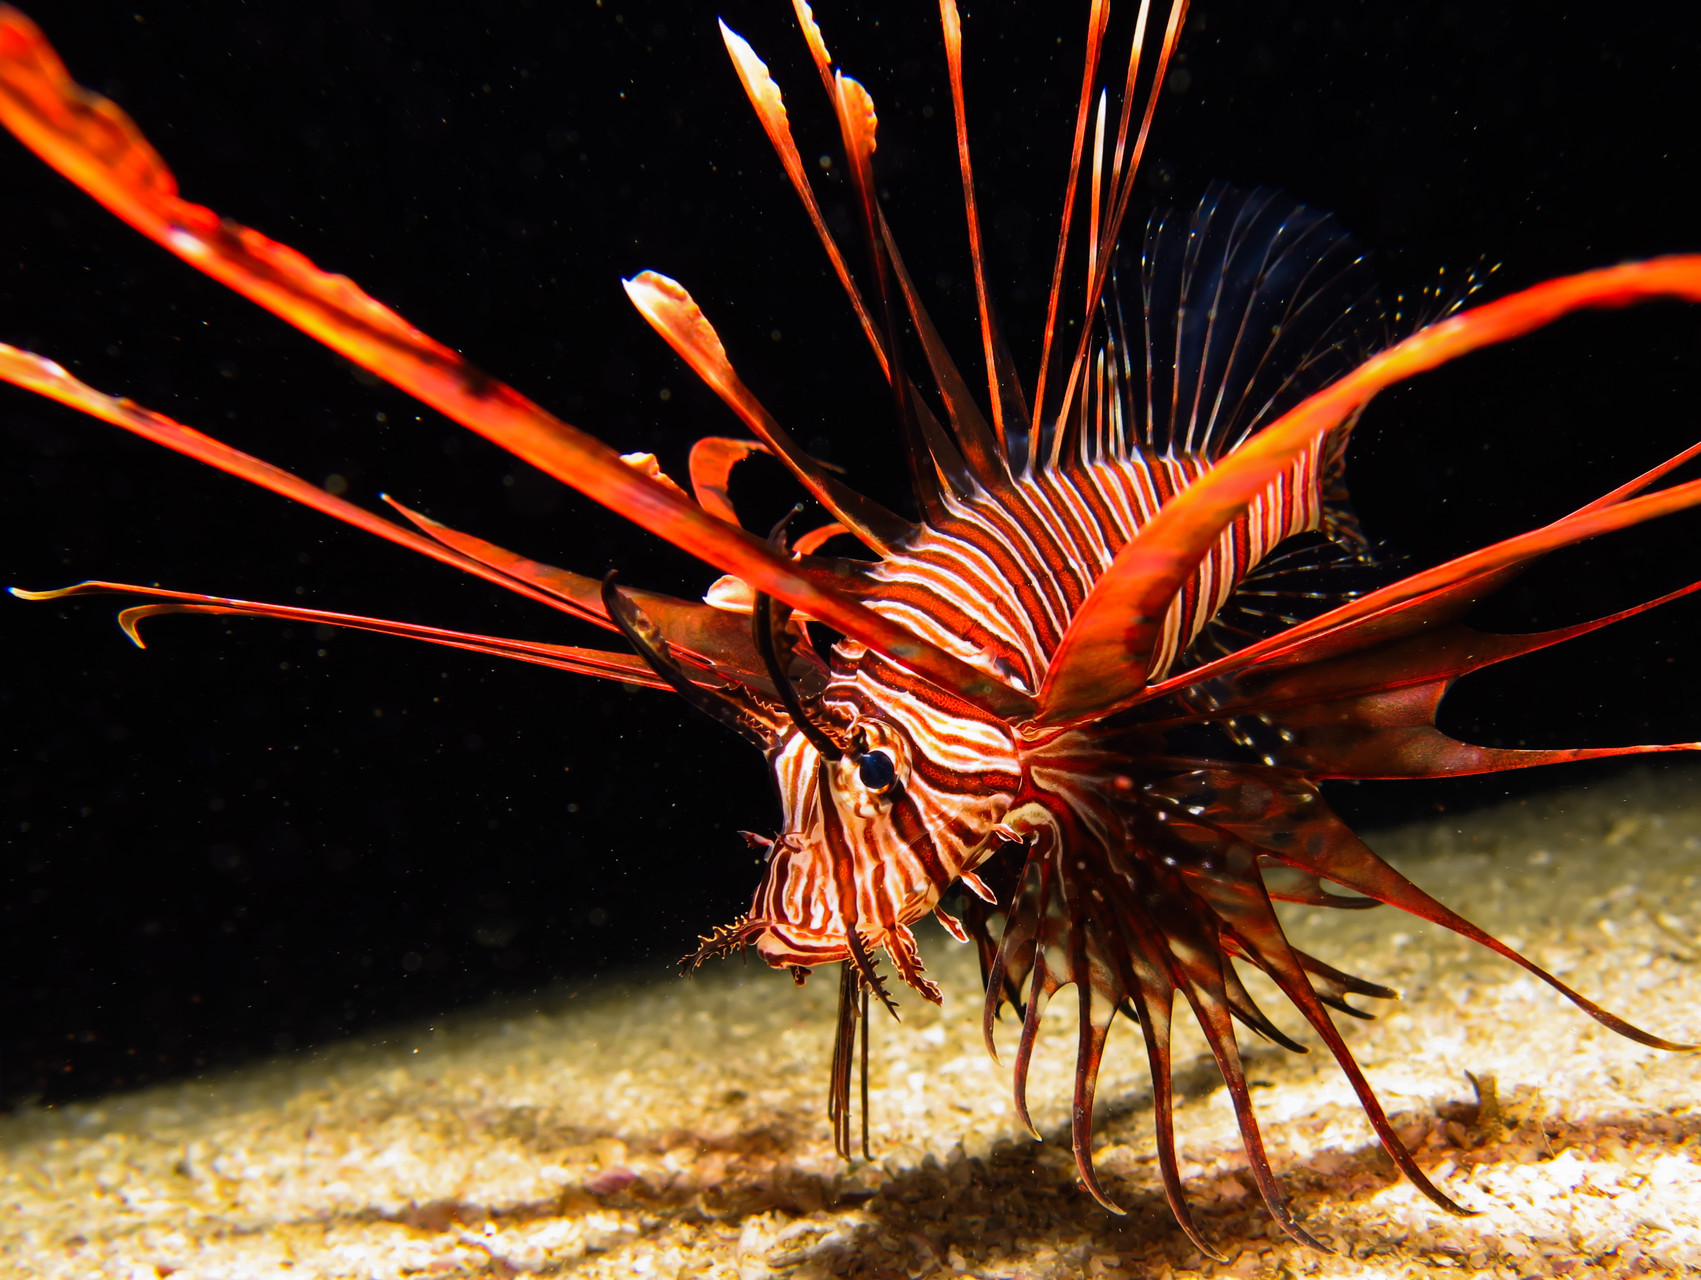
[{"xmin": 857, "ymin": 749, "xmax": 896, "ymax": 791}]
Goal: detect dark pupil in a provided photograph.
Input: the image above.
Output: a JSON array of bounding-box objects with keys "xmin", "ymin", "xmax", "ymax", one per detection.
[{"xmin": 857, "ymin": 749, "xmax": 896, "ymax": 790}]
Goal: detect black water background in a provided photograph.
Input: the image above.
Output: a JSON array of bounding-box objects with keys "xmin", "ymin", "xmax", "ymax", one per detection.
[{"xmin": 3, "ymin": 0, "xmax": 1698, "ymax": 1107}]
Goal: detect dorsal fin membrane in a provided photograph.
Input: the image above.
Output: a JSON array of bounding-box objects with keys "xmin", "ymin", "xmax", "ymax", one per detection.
[{"xmin": 1130, "ymin": 185, "xmax": 1382, "ymax": 460}]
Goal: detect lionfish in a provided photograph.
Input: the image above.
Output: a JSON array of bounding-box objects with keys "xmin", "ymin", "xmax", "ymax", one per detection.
[{"xmin": 2, "ymin": 0, "xmax": 1697, "ymax": 1253}]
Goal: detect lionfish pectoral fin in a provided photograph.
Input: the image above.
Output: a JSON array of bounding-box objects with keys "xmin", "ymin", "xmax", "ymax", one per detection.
[
  {"xmin": 1174, "ymin": 965, "xmax": 1329, "ymax": 1251},
  {"xmin": 1199, "ymin": 772, "xmax": 1696, "ymax": 1053},
  {"xmin": 980, "ymin": 843, "xmax": 1049, "ymax": 1066},
  {"xmin": 1175, "ymin": 838, "xmax": 1471, "ymax": 1217},
  {"xmin": 0, "ymin": 345, "xmax": 603, "ymax": 622},
  {"xmin": 10, "ymin": 579, "xmax": 672, "ymax": 688},
  {"xmin": 1037, "ymin": 258, "xmax": 1701, "ymax": 728},
  {"xmin": 1125, "ymin": 979, "xmax": 1226, "ymax": 1262},
  {"xmin": 1068, "ymin": 961, "xmax": 1126, "ymax": 1214},
  {"xmin": 0, "ymin": 15, "xmax": 1043, "ymax": 719},
  {"xmin": 1216, "ymin": 952, "xmax": 1309, "ymax": 1053},
  {"xmin": 377, "ymin": 494, "xmax": 609, "ymax": 629}
]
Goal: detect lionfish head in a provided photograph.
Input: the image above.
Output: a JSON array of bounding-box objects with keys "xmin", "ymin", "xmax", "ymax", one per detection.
[{"xmin": 703, "ymin": 650, "xmax": 1022, "ymax": 1006}]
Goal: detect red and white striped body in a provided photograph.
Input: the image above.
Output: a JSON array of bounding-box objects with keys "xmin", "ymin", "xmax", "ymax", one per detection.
[{"xmin": 749, "ymin": 440, "xmax": 1327, "ymax": 977}]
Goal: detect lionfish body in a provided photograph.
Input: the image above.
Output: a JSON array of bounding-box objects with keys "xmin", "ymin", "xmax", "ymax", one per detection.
[{"xmin": 2, "ymin": 0, "xmax": 1698, "ymax": 1253}]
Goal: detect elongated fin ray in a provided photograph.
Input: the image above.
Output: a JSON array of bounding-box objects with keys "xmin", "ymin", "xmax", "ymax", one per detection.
[
  {"xmin": 1155, "ymin": 586, "xmax": 1701, "ymax": 784},
  {"xmin": 1031, "ymin": 0, "xmax": 1110, "ymax": 450},
  {"xmin": 880, "ymin": 214, "xmax": 1012, "ymax": 494},
  {"xmin": 1052, "ymin": 0, "xmax": 1190, "ymax": 435},
  {"xmin": 0, "ymin": 12, "xmax": 1033, "ymax": 719},
  {"xmin": 1189, "ymin": 770, "xmax": 1695, "ymax": 1051},
  {"xmin": 11, "ymin": 580, "xmax": 672, "ymax": 689},
  {"xmin": 719, "ymin": 21, "xmax": 889, "ymax": 382},
  {"xmin": 623, "ymin": 271, "xmax": 910, "ymax": 553},
  {"xmin": 379, "ymin": 494, "xmax": 787, "ymax": 691},
  {"xmin": 937, "ymin": 0, "xmax": 1016, "ymax": 457},
  {"xmin": 1180, "ymin": 843, "xmax": 1469, "ymax": 1216},
  {"xmin": 688, "ymin": 437, "xmax": 769, "ymax": 525},
  {"xmin": 831, "ymin": 70, "xmax": 941, "ymax": 519},
  {"xmin": 0, "ymin": 343, "xmax": 601, "ymax": 621},
  {"xmin": 1039, "ymin": 256, "xmax": 1701, "ymax": 725}
]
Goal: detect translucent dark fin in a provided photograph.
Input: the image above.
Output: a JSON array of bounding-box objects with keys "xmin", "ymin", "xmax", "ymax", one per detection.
[
  {"xmin": 1177, "ymin": 534, "xmax": 1384, "ymax": 673},
  {"xmin": 1133, "ymin": 184, "xmax": 1383, "ymax": 460}
]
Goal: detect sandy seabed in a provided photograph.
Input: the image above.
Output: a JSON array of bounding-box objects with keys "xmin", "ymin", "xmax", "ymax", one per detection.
[{"xmin": 4, "ymin": 768, "xmax": 1700, "ymax": 1280}]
